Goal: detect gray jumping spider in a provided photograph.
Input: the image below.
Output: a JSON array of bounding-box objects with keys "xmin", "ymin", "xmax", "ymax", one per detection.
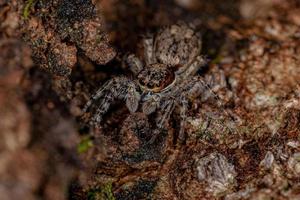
[{"xmin": 84, "ymin": 23, "xmax": 226, "ymax": 140}]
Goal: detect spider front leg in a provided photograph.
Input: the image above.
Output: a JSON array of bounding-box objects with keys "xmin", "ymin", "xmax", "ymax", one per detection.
[
  {"xmin": 177, "ymin": 55, "xmax": 207, "ymax": 79},
  {"xmin": 178, "ymin": 96, "xmax": 188, "ymax": 143},
  {"xmin": 204, "ymin": 68, "xmax": 227, "ymax": 96},
  {"xmin": 183, "ymin": 76, "xmax": 237, "ymax": 134},
  {"xmin": 181, "ymin": 76, "xmax": 219, "ymax": 103},
  {"xmin": 123, "ymin": 54, "xmax": 144, "ymax": 75},
  {"xmin": 83, "ymin": 76, "xmax": 141, "ymax": 125},
  {"xmin": 142, "ymin": 93, "xmax": 161, "ymax": 115},
  {"xmin": 156, "ymin": 99, "xmax": 175, "ymax": 129}
]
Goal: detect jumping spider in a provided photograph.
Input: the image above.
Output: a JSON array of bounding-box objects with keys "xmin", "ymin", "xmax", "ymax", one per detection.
[{"xmin": 84, "ymin": 23, "xmax": 227, "ymax": 140}]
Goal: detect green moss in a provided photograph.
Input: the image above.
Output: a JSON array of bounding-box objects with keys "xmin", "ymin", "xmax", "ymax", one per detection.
[
  {"xmin": 195, "ymin": 117, "xmax": 233, "ymax": 141},
  {"xmin": 197, "ymin": 129, "xmax": 213, "ymax": 141},
  {"xmin": 23, "ymin": 0, "xmax": 38, "ymax": 19},
  {"xmin": 100, "ymin": 182, "xmax": 115, "ymax": 200},
  {"xmin": 88, "ymin": 182, "xmax": 115, "ymax": 200},
  {"xmin": 77, "ymin": 136, "xmax": 93, "ymax": 154},
  {"xmin": 196, "ymin": 121, "xmax": 212, "ymax": 140}
]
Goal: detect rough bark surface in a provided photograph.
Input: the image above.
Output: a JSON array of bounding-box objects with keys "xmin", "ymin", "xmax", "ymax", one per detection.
[{"xmin": 0, "ymin": 0, "xmax": 300, "ymax": 199}]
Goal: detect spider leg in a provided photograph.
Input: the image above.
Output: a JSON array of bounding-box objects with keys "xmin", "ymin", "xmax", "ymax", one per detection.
[
  {"xmin": 126, "ymin": 83, "xmax": 141, "ymax": 113},
  {"xmin": 206, "ymin": 69, "xmax": 228, "ymax": 96},
  {"xmin": 143, "ymin": 35, "xmax": 155, "ymax": 65},
  {"xmin": 178, "ymin": 96, "xmax": 188, "ymax": 143},
  {"xmin": 176, "ymin": 55, "xmax": 207, "ymax": 79},
  {"xmin": 156, "ymin": 99, "xmax": 175, "ymax": 129},
  {"xmin": 84, "ymin": 76, "xmax": 140, "ymax": 124},
  {"xmin": 142, "ymin": 94, "xmax": 161, "ymax": 115},
  {"xmin": 91, "ymin": 92, "xmax": 114, "ymax": 124},
  {"xmin": 196, "ymin": 75, "xmax": 226, "ymax": 107},
  {"xmin": 83, "ymin": 79, "xmax": 116, "ymax": 112},
  {"xmin": 184, "ymin": 76, "xmax": 237, "ymax": 134},
  {"xmin": 181, "ymin": 76, "xmax": 222, "ymax": 105},
  {"xmin": 124, "ymin": 54, "xmax": 144, "ymax": 75}
]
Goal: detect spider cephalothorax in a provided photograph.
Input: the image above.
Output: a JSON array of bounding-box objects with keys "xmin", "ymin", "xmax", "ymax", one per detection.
[
  {"xmin": 83, "ymin": 22, "xmax": 226, "ymax": 141},
  {"xmin": 137, "ymin": 63, "xmax": 175, "ymax": 93}
]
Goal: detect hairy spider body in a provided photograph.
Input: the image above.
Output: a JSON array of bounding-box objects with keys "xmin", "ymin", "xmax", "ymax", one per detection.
[{"xmin": 84, "ymin": 23, "xmax": 222, "ymax": 140}]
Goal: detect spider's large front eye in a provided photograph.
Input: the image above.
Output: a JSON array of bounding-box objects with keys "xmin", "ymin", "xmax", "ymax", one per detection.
[
  {"xmin": 147, "ymin": 83, "xmax": 154, "ymax": 89},
  {"xmin": 138, "ymin": 79, "xmax": 145, "ymax": 86}
]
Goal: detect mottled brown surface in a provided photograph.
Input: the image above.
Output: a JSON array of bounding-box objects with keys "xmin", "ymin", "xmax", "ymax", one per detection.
[
  {"xmin": 20, "ymin": 0, "xmax": 116, "ymax": 76},
  {"xmin": 1, "ymin": 0, "xmax": 300, "ymax": 200}
]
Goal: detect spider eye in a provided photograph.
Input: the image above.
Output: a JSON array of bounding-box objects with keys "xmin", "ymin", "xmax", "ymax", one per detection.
[
  {"xmin": 174, "ymin": 64, "xmax": 182, "ymax": 70},
  {"xmin": 147, "ymin": 83, "xmax": 154, "ymax": 89},
  {"xmin": 139, "ymin": 79, "xmax": 145, "ymax": 86}
]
